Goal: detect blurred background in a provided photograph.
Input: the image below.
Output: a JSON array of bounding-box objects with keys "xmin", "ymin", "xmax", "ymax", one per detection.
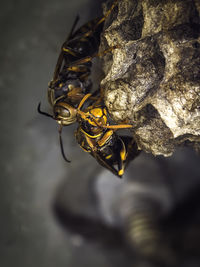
[{"xmin": 1, "ymin": 0, "xmax": 200, "ymax": 267}]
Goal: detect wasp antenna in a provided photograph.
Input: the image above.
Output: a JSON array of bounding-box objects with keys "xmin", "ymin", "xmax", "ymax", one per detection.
[
  {"xmin": 37, "ymin": 102, "xmax": 54, "ymax": 118},
  {"xmin": 69, "ymin": 14, "xmax": 80, "ymax": 39},
  {"xmin": 58, "ymin": 125, "xmax": 71, "ymax": 163}
]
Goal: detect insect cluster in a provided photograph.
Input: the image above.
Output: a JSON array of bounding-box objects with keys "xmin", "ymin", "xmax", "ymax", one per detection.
[{"xmin": 38, "ymin": 0, "xmax": 139, "ymax": 177}]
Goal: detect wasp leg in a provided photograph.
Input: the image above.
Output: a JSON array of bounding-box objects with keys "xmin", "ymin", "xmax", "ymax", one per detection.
[
  {"xmin": 71, "ymin": 0, "xmax": 118, "ymax": 39},
  {"xmin": 65, "ymin": 45, "xmax": 120, "ymax": 69},
  {"xmin": 77, "ymin": 93, "xmax": 92, "ymax": 110},
  {"xmin": 124, "ymin": 137, "xmax": 140, "ymax": 169},
  {"xmin": 119, "ymin": 136, "xmax": 140, "ymax": 173},
  {"xmin": 117, "ymin": 137, "xmax": 127, "ymax": 177},
  {"xmin": 66, "ymin": 64, "xmax": 90, "ymax": 73},
  {"xmin": 84, "ymin": 116, "xmax": 133, "ymax": 129},
  {"xmin": 94, "ymin": 0, "xmax": 118, "ymax": 28},
  {"xmin": 97, "ymin": 130, "xmax": 113, "ymax": 147},
  {"xmin": 85, "ymin": 0, "xmax": 118, "ymax": 36},
  {"xmin": 61, "ymin": 0, "xmax": 118, "ymax": 62},
  {"xmin": 95, "ymin": 130, "xmax": 126, "ymax": 178},
  {"xmin": 66, "ymin": 15, "xmax": 80, "ymax": 42},
  {"xmin": 102, "ymin": 123, "xmax": 133, "ymax": 129},
  {"xmin": 88, "ymin": 87, "xmax": 105, "ymax": 105},
  {"xmin": 94, "ymin": 151, "xmax": 119, "ymax": 177},
  {"xmin": 53, "ymin": 15, "xmax": 80, "ymax": 80},
  {"xmin": 62, "ymin": 47, "xmax": 79, "ymax": 57}
]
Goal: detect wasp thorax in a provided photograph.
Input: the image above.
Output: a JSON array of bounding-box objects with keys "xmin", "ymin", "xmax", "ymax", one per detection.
[{"xmin": 53, "ymin": 102, "xmax": 77, "ymax": 125}]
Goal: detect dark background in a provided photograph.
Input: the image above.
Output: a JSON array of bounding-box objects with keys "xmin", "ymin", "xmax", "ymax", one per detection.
[
  {"xmin": 1, "ymin": 0, "xmax": 200, "ymax": 267},
  {"xmin": 0, "ymin": 0, "xmax": 116, "ymax": 266}
]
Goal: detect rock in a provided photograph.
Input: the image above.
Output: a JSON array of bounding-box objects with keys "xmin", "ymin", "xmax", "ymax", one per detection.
[{"xmin": 100, "ymin": 0, "xmax": 200, "ymax": 156}]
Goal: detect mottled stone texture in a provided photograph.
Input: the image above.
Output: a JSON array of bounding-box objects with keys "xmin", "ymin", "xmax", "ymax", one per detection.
[{"xmin": 100, "ymin": 0, "xmax": 200, "ymax": 156}]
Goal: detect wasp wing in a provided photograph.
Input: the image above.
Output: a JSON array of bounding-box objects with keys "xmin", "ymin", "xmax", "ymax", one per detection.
[{"xmin": 91, "ymin": 150, "xmax": 120, "ymax": 178}]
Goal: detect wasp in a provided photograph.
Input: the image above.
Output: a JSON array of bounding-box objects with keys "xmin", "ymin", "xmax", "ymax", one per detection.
[
  {"xmin": 38, "ymin": 0, "xmax": 118, "ymax": 162},
  {"xmin": 38, "ymin": 0, "xmax": 139, "ymax": 176},
  {"xmin": 75, "ymin": 93, "xmax": 139, "ymax": 177}
]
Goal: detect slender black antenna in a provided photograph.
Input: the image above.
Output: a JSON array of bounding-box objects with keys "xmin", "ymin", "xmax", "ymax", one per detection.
[
  {"xmin": 37, "ymin": 102, "xmax": 53, "ymax": 118},
  {"xmin": 67, "ymin": 14, "xmax": 80, "ymax": 41},
  {"xmin": 58, "ymin": 124, "xmax": 71, "ymax": 163}
]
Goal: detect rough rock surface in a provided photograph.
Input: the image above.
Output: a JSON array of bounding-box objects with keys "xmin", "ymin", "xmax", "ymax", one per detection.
[{"xmin": 100, "ymin": 0, "xmax": 200, "ymax": 156}]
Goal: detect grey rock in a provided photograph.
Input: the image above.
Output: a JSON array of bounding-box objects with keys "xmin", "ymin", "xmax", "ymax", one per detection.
[{"xmin": 100, "ymin": 0, "xmax": 200, "ymax": 156}]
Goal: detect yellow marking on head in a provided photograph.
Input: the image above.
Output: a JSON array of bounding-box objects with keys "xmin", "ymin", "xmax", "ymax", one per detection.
[
  {"xmin": 59, "ymin": 83, "xmax": 63, "ymax": 88},
  {"xmin": 118, "ymin": 169, "xmax": 124, "ymax": 176},
  {"xmin": 90, "ymin": 108, "xmax": 103, "ymax": 118},
  {"xmin": 105, "ymin": 154, "xmax": 112, "ymax": 159}
]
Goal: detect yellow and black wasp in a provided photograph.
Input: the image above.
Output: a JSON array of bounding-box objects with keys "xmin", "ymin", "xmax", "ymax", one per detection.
[
  {"xmin": 74, "ymin": 93, "xmax": 139, "ymax": 177},
  {"xmin": 38, "ymin": 0, "xmax": 139, "ymax": 177},
  {"xmin": 38, "ymin": 0, "xmax": 118, "ymax": 161}
]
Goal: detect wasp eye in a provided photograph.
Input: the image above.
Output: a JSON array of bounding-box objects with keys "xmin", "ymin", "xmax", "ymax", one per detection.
[
  {"xmin": 61, "ymin": 107, "xmax": 70, "ymax": 117},
  {"xmin": 54, "ymin": 106, "xmax": 70, "ymax": 118},
  {"xmin": 53, "ymin": 103, "xmax": 77, "ymax": 125}
]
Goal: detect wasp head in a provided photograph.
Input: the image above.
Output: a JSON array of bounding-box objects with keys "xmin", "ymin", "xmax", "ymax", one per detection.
[{"xmin": 53, "ymin": 102, "xmax": 77, "ymax": 126}]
